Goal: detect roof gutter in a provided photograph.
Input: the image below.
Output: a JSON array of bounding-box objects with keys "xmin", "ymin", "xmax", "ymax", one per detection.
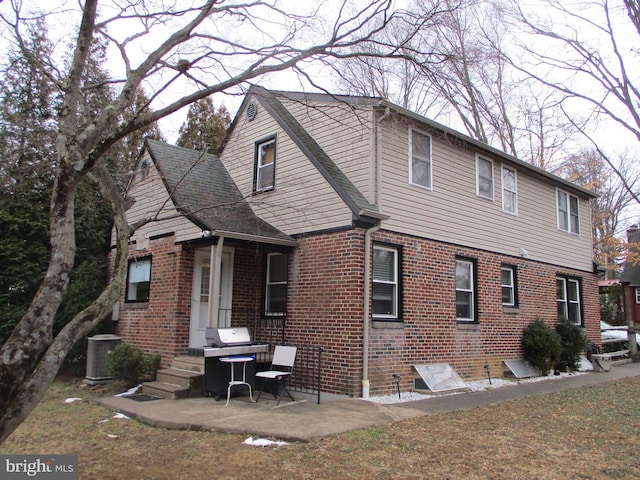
[{"xmin": 211, "ymin": 229, "xmax": 298, "ymax": 247}]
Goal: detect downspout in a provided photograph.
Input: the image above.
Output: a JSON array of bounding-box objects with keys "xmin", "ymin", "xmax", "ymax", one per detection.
[
  {"xmin": 362, "ymin": 223, "xmax": 381, "ymax": 399},
  {"xmin": 362, "ymin": 105, "xmax": 390, "ymax": 398},
  {"xmin": 208, "ymin": 235, "xmax": 225, "ymax": 328}
]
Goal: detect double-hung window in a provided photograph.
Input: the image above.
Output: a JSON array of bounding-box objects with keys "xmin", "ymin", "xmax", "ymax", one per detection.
[
  {"xmin": 557, "ymin": 190, "xmax": 580, "ymax": 234},
  {"xmin": 476, "ymin": 156, "xmax": 494, "ymax": 200},
  {"xmin": 409, "ymin": 129, "xmax": 432, "ymax": 189},
  {"xmin": 556, "ymin": 276, "xmax": 582, "ymax": 325},
  {"xmin": 502, "ymin": 166, "xmax": 517, "ymax": 215},
  {"xmin": 501, "ymin": 265, "xmax": 517, "ymax": 307},
  {"xmin": 636, "ymin": 287, "xmax": 640, "ymax": 304},
  {"xmin": 126, "ymin": 257, "xmax": 151, "ymax": 302},
  {"xmin": 264, "ymin": 252, "xmax": 287, "ymax": 316},
  {"xmin": 255, "ymin": 137, "xmax": 276, "ymax": 192},
  {"xmin": 456, "ymin": 258, "xmax": 476, "ymax": 322},
  {"xmin": 373, "ymin": 245, "xmax": 400, "ymax": 319}
]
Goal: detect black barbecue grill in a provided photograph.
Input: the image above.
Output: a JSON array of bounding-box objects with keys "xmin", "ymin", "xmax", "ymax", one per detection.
[{"xmin": 202, "ymin": 327, "xmax": 268, "ymax": 399}]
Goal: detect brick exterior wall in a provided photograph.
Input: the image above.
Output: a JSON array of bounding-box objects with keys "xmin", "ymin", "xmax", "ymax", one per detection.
[
  {"xmin": 284, "ymin": 228, "xmax": 600, "ymax": 397},
  {"xmin": 111, "ymin": 236, "xmax": 194, "ymax": 367},
  {"xmin": 111, "ymin": 227, "xmax": 599, "ymax": 397}
]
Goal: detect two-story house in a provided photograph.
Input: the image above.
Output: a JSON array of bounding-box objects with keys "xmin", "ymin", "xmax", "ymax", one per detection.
[{"xmin": 112, "ymin": 85, "xmax": 599, "ymax": 397}]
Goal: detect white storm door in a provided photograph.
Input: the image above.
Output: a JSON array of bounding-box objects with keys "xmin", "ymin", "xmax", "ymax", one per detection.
[{"xmin": 189, "ymin": 249, "xmax": 234, "ymax": 348}]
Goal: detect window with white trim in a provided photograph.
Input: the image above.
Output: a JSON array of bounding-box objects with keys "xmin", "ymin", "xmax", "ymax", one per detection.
[
  {"xmin": 126, "ymin": 257, "xmax": 151, "ymax": 302},
  {"xmin": 557, "ymin": 190, "xmax": 580, "ymax": 234},
  {"xmin": 556, "ymin": 276, "xmax": 582, "ymax": 325},
  {"xmin": 255, "ymin": 137, "xmax": 276, "ymax": 192},
  {"xmin": 264, "ymin": 252, "xmax": 287, "ymax": 316},
  {"xmin": 502, "ymin": 166, "xmax": 517, "ymax": 215},
  {"xmin": 635, "ymin": 287, "xmax": 640, "ymax": 304},
  {"xmin": 456, "ymin": 258, "xmax": 476, "ymax": 322},
  {"xmin": 476, "ymin": 156, "xmax": 494, "ymax": 200},
  {"xmin": 409, "ymin": 129, "xmax": 432, "ymax": 189},
  {"xmin": 373, "ymin": 245, "xmax": 400, "ymax": 319},
  {"xmin": 501, "ymin": 265, "xmax": 517, "ymax": 306}
]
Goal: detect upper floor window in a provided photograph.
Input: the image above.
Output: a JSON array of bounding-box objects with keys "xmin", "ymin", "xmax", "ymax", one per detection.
[
  {"xmin": 635, "ymin": 287, "xmax": 640, "ymax": 304},
  {"xmin": 556, "ymin": 276, "xmax": 582, "ymax": 325},
  {"xmin": 502, "ymin": 166, "xmax": 518, "ymax": 215},
  {"xmin": 409, "ymin": 129, "xmax": 432, "ymax": 189},
  {"xmin": 373, "ymin": 245, "xmax": 401, "ymax": 319},
  {"xmin": 264, "ymin": 252, "xmax": 287, "ymax": 316},
  {"xmin": 126, "ymin": 257, "xmax": 151, "ymax": 303},
  {"xmin": 501, "ymin": 265, "xmax": 518, "ymax": 307},
  {"xmin": 476, "ymin": 156, "xmax": 494, "ymax": 200},
  {"xmin": 255, "ymin": 137, "xmax": 276, "ymax": 192},
  {"xmin": 557, "ymin": 190, "xmax": 580, "ymax": 234},
  {"xmin": 456, "ymin": 258, "xmax": 476, "ymax": 322}
]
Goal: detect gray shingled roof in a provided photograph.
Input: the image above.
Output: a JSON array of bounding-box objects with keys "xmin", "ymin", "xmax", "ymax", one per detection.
[
  {"xmin": 145, "ymin": 139, "xmax": 295, "ymax": 244},
  {"xmin": 249, "ymin": 86, "xmax": 385, "ymax": 221}
]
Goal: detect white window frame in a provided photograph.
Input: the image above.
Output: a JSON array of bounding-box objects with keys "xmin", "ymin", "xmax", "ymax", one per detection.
[
  {"xmin": 372, "ymin": 245, "xmax": 399, "ymax": 319},
  {"xmin": 408, "ymin": 128, "xmax": 432, "ymax": 190},
  {"xmin": 557, "ymin": 276, "xmax": 582, "ymax": 325},
  {"xmin": 126, "ymin": 257, "xmax": 151, "ymax": 303},
  {"xmin": 501, "ymin": 266, "xmax": 516, "ymax": 306},
  {"xmin": 265, "ymin": 252, "xmax": 287, "ymax": 317},
  {"xmin": 476, "ymin": 155, "xmax": 494, "ymax": 200},
  {"xmin": 456, "ymin": 259, "xmax": 476, "ymax": 322},
  {"xmin": 501, "ymin": 165, "xmax": 518, "ymax": 215},
  {"xmin": 256, "ymin": 137, "xmax": 276, "ymax": 192},
  {"xmin": 556, "ymin": 189, "xmax": 580, "ymax": 234},
  {"xmin": 635, "ymin": 287, "xmax": 640, "ymax": 304}
]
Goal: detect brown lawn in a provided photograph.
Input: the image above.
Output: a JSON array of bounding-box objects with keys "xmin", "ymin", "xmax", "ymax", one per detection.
[{"xmin": 1, "ymin": 375, "xmax": 639, "ymax": 479}]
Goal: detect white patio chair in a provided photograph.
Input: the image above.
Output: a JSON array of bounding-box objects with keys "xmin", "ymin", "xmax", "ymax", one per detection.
[{"xmin": 255, "ymin": 345, "xmax": 297, "ymax": 406}]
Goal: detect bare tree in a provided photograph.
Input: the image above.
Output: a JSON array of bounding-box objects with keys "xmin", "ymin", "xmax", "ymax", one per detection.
[
  {"xmin": 560, "ymin": 149, "xmax": 639, "ymax": 277},
  {"xmin": 0, "ymin": 0, "xmax": 429, "ymax": 444},
  {"xmin": 332, "ymin": 0, "xmax": 575, "ymax": 169},
  {"xmin": 505, "ymin": 0, "xmax": 640, "ymax": 203}
]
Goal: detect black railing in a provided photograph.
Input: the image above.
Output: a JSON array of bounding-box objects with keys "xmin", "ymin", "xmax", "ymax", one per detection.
[
  {"xmin": 246, "ymin": 317, "xmax": 323, "ymax": 403},
  {"xmin": 287, "ymin": 343, "xmax": 323, "ymax": 404},
  {"xmin": 248, "ymin": 316, "xmax": 286, "ymax": 347}
]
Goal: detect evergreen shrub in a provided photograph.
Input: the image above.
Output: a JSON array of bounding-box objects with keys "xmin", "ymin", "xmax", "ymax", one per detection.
[
  {"xmin": 521, "ymin": 319, "xmax": 562, "ymax": 375},
  {"xmin": 555, "ymin": 317, "xmax": 588, "ymax": 372},
  {"xmin": 108, "ymin": 343, "xmax": 161, "ymax": 385}
]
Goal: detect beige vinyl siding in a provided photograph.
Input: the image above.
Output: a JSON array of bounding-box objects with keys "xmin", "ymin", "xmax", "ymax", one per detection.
[
  {"xmin": 377, "ymin": 117, "xmax": 594, "ymax": 272},
  {"xmin": 123, "ymin": 154, "xmax": 201, "ymax": 244},
  {"xmin": 221, "ymin": 98, "xmax": 353, "ymax": 235},
  {"xmin": 280, "ymin": 98, "xmax": 375, "ymax": 203}
]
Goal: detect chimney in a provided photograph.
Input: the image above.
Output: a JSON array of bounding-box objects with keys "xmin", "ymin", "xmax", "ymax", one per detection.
[{"xmin": 628, "ymin": 225, "xmax": 640, "ymax": 244}]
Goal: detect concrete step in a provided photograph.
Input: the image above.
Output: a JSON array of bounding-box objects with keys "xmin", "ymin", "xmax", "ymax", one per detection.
[
  {"xmin": 142, "ymin": 381, "xmax": 190, "ymax": 400},
  {"xmin": 172, "ymin": 356, "xmax": 205, "ymax": 373},
  {"xmin": 142, "ymin": 367, "xmax": 203, "ymax": 399},
  {"xmin": 156, "ymin": 368, "xmax": 203, "ymax": 388}
]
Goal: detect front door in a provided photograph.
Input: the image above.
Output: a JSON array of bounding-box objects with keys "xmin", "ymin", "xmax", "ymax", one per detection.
[{"xmin": 190, "ymin": 248, "xmax": 234, "ymax": 348}]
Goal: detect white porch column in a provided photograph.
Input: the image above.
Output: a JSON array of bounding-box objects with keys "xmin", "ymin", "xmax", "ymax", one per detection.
[{"xmin": 208, "ymin": 235, "xmax": 225, "ymax": 328}]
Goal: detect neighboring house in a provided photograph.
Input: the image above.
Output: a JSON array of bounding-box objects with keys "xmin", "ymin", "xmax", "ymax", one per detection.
[
  {"xmin": 620, "ymin": 226, "xmax": 640, "ymax": 332},
  {"xmin": 111, "ymin": 86, "xmax": 600, "ymax": 397}
]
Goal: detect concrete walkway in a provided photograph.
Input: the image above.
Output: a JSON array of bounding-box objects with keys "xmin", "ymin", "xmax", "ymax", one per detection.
[{"xmin": 96, "ymin": 362, "xmax": 640, "ymax": 443}]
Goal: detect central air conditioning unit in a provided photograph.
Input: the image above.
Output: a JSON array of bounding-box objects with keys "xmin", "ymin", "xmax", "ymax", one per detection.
[{"xmin": 84, "ymin": 334, "xmax": 122, "ymax": 385}]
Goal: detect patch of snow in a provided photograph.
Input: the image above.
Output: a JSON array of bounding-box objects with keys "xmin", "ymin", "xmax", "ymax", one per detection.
[
  {"xmin": 64, "ymin": 397, "xmax": 83, "ymax": 404},
  {"xmin": 113, "ymin": 413, "xmax": 130, "ymax": 420},
  {"xmin": 115, "ymin": 385, "xmax": 142, "ymax": 397},
  {"xmin": 243, "ymin": 436, "xmax": 288, "ymax": 448},
  {"xmin": 366, "ymin": 371, "xmax": 587, "ymax": 405}
]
